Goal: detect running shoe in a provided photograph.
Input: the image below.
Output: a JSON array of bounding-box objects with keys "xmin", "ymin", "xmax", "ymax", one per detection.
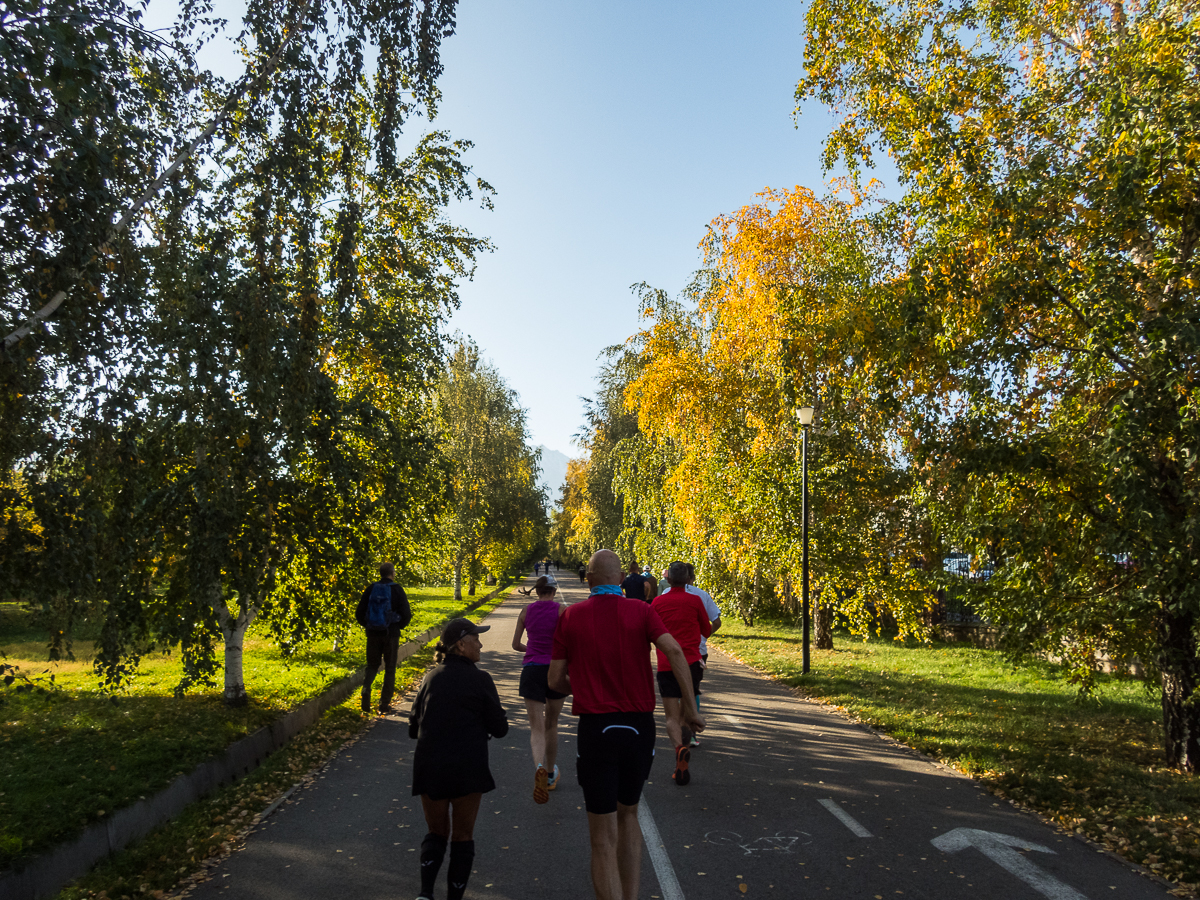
[
  {"xmin": 547, "ymin": 764, "xmax": 560, "ymax": 791},
  {"xmin": 672, "ymin": 745, "xmax": 691, "ymax": 786},
  {"xmin": 689, "ymin": 735, "xmax": 701, "ymax": 748},
  {"xmin": 378, "ymin": 705, "xmax": 397, "ymax": 715},
  {"xmin": 533, "ymin": 764, "xmax": 550, "ymax": 804}
]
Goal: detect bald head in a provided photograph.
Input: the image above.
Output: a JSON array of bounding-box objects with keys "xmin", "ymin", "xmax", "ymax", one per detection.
[{"xmin": 587, "ymin": 549, "xmax": 623, "ymax": 587}]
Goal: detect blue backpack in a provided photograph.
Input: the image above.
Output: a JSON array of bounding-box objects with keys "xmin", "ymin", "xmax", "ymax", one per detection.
[{"xmin": 366, "ymin": 582, "xmax": 399, "ymax": 631}]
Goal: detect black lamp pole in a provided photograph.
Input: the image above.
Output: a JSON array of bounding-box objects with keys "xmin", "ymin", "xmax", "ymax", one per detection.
[{"xmin": 801, "ymin": 419, "xmax": 811, "ymax": 674}]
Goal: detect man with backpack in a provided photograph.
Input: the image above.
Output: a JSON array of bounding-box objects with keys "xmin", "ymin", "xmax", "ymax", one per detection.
[{"xmin": 356, "ymin": 561, "xmax": 412, "ymax": 715}]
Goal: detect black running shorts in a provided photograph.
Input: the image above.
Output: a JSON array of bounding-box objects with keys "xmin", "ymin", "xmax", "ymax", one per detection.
[
  {"xmin": 575, "ymin": 711, "xmax": 656, "ymax": 814},
  {"xmin": 656, "ymin": 661, "xmax": 704, "ymax": 698},
  {"xmin": 518, "ymin": 664, "xmax": 568, "ymax": 702}
]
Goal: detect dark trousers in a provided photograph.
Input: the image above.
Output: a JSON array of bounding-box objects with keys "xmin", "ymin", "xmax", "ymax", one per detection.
[{"xmin": 362, "ymin": 630, "xmax": 399, "ymax": 711}]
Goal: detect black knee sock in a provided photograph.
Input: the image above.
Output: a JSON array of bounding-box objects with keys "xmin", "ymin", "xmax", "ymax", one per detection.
[
  {"xmin": 419, "ymin": 832, "xmax": 447, "ymax": 899},
  {"xmin": 446, "ymin": 840, "xmax": 475, "ymax": 900}
]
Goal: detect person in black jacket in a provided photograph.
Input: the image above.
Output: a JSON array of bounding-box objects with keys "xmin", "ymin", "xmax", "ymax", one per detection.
[
  {"xmin": 355, "ymin": 562, "xmax": 412, "ymax": 715},
  {"xmin": 408, "ymin": 617, "xmax": 508, "ymax": 900}
]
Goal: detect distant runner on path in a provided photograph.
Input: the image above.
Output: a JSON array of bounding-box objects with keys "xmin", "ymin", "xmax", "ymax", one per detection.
[
  {"xmin": 407, "ymin": 618, "xmax": 509, "ymax": 900},
  {"xmin": 642, "ymin": 565, "xmax": 659, "ymax": 601},
  {"xmin": 684, "ymin": 562, "xmax": 721, "ymax": 748},
  {"xmin": 549, "ymin": 549, "xmax": 705, "ymax": 900},
  {"xmin": 511, "ymin": 575, "xmax": 567, "ymax": 803},
  {"xmin": 620, "ymin": 560, "xmax": 647, "ymax": 601},
  {"xmin": 651, "ymin": 561, "xmax": 712, "ymax": 785}
]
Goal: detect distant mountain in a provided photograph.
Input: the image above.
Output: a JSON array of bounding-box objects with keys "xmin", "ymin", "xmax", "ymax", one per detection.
[{"xmin": 536, "ymin": 446, "xmax": 571, "ymax": 507}]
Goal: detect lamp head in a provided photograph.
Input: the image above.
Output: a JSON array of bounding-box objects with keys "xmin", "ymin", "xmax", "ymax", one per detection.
[{"xmin": 797, "ymin": 406, "xmax": 815, "ymax": 426}]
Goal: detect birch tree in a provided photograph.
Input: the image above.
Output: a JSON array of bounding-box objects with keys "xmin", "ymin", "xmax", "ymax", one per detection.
[
  {"xmin": 0, "ymin": 0, "xmax": 485, "ymax": 704},
  {"xmin": 622, "ymin": 190, "xmax": 928, "ymax": 635},
  {"xmin": 800, "ymin": 0, "xmax": 1200, "ymax": 767},
  {"xmin": 434, "ymin": 342, "xmax": 545, "ymax": 601}
]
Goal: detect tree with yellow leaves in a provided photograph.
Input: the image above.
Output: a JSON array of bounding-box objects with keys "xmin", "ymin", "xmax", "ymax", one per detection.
[
  {"xmin": 800, "ymin": 0, "xmax": 1200, "ymax": 768},
  {"xmin": 623, "ymin": 187, "xmax": 932, "ymax": 635}
]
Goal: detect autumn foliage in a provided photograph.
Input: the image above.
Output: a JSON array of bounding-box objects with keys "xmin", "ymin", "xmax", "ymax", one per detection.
[{"xmin": 620, "ymin": 186, "xmax": 932, "ymax": 635}]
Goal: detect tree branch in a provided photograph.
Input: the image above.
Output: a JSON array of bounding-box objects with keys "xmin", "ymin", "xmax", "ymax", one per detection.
[
  {"xmin": 2, "ymin": 0, "xmax": 317, "ymax": 356},
  {"xmin": 1049, "ymin": 286, "xmax": 1143, "ymax": 376}
]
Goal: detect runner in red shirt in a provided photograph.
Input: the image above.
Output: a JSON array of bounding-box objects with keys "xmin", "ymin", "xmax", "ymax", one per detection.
[
  {"xmin": 549, "ymin": 549, "xmax": 704, "ymax": 900},
  {"xmin": 651, "ymin": 560, "xmax": 713, "ymax": 786}
]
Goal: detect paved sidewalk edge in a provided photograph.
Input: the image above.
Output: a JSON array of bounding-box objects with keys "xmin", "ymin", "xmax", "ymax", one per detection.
[
  {"xmin": 710, "ymin": 643, "xmax": 1186, "ymax": 898},
  {"xmin": 1, "ymin": 579, "xmax": 518, "ymax": 900}
]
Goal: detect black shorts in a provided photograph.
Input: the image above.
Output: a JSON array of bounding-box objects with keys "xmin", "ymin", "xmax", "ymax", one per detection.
[
  {"xmin": 656, "ymin": 661, "xmax": 704, "ymax": 698},
  {"xmin": 518, "ymin": 664, "xmax": 567, "ymax": 702},
  {"xmin": 575, "ymin": 711, "xmax": 656, "ymax": 814}
]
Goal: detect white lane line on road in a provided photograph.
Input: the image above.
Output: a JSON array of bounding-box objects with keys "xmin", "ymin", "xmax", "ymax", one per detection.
[
  {"xmin": 724, "ymin": 715, "xmax": 744, "ymax": 728},
  {"xmin": 818, "ymin": 798, "xmax": 874, "ymax": 838},
  {"xmin": 639, "ymin": 798, "xmax": 686, "ymax": 900}
]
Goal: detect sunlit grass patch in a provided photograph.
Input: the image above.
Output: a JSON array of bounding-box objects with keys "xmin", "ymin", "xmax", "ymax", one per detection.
[
  {"xmin": 712, "ymin": 619, "xmax": 1200, "ymax": 896},
  {"xmin": 0, "ymin": 583, "xmax": 511, "ymax": 873}
]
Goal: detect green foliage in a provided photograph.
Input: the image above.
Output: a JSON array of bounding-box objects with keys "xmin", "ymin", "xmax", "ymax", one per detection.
[
  {"xmin": 799, "ymin": 0, "xmax": 1200, "ymax": 767},
  {"xmin": 433, "ymin": 341, "xmax": 547, "ymax": 599},
  {"xmin": 0, "ymin": 0, "xmax": 504, "ymax": 705},
  {"xmin": 557, "ymin": 344, "xmax": 643, "ymax": 563}
]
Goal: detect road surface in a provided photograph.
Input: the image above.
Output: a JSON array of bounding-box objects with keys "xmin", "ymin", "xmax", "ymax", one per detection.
[{"xmin": 188, "ymin": 570, "xmax": 1168, "ymax": 899}]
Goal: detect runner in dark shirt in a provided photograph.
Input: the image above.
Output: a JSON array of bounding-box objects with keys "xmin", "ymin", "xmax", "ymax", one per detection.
[
  {"xmin": 408, "ymin": 618, "xmax": 508, "ymax": 900},
  {"xmin": 620, "ymin": 561, "xmax": 647, "ymax": 601},
  {"xmin": 354, "ymin": 562, "xmax": 412, "ymax": 714}
]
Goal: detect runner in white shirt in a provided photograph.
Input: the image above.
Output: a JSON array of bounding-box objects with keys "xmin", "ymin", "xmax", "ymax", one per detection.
[{"xmin": 684, "ymin": 563, "xmax": 721, "ymax": 747}]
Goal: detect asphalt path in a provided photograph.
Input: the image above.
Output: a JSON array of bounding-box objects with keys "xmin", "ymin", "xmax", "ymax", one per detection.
[{"xmin": 188, "ymin": 571, "xmax": 1170, "ymax": 900}]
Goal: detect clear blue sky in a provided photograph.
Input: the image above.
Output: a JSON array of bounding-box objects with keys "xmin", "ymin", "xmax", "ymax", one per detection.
[{"xmin": 431, "ymin": 1, "xmax": 840, "ymax": 457}]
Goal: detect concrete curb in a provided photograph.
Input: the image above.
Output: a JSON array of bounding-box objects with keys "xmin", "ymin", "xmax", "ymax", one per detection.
[{"xmin": 0, "ymin": 579, "xmax": 517, "ymax": 900}]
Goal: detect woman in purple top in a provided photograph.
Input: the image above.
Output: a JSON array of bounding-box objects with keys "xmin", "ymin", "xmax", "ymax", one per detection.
[{"xmin": 511, "ymin": 574, "xmax": 567, "ymax": 803}]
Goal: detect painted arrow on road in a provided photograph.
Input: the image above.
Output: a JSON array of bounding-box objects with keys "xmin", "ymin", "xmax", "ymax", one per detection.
[{"xmin": 931, "ymin": 828, "xmax": 1089, "ymax": 900}]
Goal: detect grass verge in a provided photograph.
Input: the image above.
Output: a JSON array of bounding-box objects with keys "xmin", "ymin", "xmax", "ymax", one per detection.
[
  {"xmin": 53, "ymin": 581, "xmax": 515, "ymax": 900},
  {"xmin": 1, "ymin": 582, "xmax": 515, "ymax": 874},
  {"xmin": 711, "ymin": 618, "xmax": 1200, "ymax": 897}
]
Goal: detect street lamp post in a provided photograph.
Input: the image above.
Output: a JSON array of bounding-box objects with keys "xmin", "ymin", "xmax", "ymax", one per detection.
[{"xmin": 797, "ymin": 405, "xmax": 815, "ymax": 674}]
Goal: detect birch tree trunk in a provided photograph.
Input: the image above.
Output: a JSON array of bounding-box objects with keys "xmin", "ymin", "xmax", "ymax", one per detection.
[
  {"xmin": 453, "ymin": 549, "xmax": 464, "ymax": 603},
  {"xmin": 213, "ymin": 593, "xmax": 259, "ymax": 707}
]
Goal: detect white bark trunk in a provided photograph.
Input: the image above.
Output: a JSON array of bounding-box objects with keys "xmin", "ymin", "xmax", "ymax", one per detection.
[
  {"xmin": 212, "ymin": 592, "xmax": 258, "ymax": 707},
  {"xmin": 453, "ymin": 551, "xmax": 464, "ymax": 603}
]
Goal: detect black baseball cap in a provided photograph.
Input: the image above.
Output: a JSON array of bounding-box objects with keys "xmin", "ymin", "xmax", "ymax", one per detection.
[{"xmin": 441, "ymin": 617, "xmax": 490, "ymax": 646}]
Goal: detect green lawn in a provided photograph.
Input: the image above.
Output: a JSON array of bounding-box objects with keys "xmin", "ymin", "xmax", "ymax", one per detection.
[
  {"xmin": 0, "ymin": 584, "xmax": 507, "ymax": 872},
  {"xmin": 712, "ymin": 619, "xmax": 1200, "ymax": 896}
]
